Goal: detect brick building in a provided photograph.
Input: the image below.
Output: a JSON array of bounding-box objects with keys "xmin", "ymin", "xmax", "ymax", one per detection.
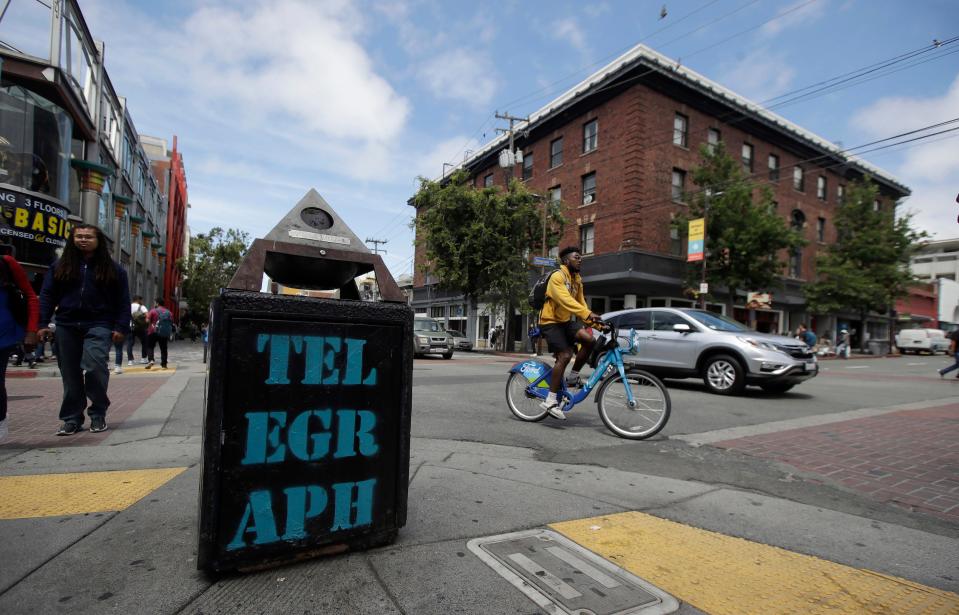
[
  {"xmin": 141, "ymin": 135, "xmax": 189, "ymax": 321},
  {"xmin": 410, "ymin": 44, "xmax": 910, "ymax": 349}
]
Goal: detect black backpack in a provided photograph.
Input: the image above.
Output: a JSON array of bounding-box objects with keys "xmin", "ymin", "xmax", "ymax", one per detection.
[{"xmin": 528, "ymin": 269, "xmax": 559, "ymax": 311}]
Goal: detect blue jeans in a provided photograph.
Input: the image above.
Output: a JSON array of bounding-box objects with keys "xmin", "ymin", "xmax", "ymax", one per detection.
[
  {"xmin": 940, "ymin": 352, "xmax": 959, "ymax": 376},
  {"xmin": 0, "ymin": 345, "xmax": 13, "ymax": 421},
  {"xmin": 55, "ymin": 325, "xmax": 112, "ymax": 425}
]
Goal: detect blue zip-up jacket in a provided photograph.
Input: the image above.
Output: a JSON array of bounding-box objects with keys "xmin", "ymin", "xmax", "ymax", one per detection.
[{"xmin": 38, "ymin": 259, "xmax": 131, "ymax": 334}]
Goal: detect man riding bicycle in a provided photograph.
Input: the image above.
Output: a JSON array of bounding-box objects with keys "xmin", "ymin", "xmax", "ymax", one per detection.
[{"xmin": 539, "ymin": 246, "xmax": 602, "ymax": 420}]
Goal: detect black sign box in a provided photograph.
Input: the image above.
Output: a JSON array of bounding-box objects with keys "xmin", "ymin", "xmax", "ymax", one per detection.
[{"xmin": 198, "ymin": 289, "xmax": 413, "ymax": 572}]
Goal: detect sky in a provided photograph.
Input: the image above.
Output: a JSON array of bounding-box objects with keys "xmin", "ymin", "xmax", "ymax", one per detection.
[{"xmin": 79, "ymin": 0, "xmax": 959, "ymax": 279}]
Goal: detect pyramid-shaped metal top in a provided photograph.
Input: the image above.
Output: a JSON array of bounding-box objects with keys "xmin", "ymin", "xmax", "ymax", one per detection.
[{"xmin": 263, "ymin": 188, "xmax": 371, "ymax": 254}]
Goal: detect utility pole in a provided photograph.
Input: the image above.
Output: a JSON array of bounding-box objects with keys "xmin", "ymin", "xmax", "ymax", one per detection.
[
  {"xmin": 365, "ymin": 237, "xmax": 388, "ymax": 255},
  {"xmin": 495, "ymin": 111, "xmax": 529, "ymax": 182}
]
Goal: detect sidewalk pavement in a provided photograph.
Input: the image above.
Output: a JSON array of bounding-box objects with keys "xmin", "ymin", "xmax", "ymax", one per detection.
[{"xmin": 1, "ymin": 342, "xmax": 957, "ymax": 614}]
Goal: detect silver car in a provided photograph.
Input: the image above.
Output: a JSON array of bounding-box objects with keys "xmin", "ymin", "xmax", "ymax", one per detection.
[
  {"xmin": 601, "ymin": 308, "xmax": 818, "ymax": 395},
  {"xmin": 413, "ymin": 317, "xmax": 454, "ymax": 359}
]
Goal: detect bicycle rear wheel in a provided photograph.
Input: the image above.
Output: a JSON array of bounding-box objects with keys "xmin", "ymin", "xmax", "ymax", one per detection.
[
  {"xmin": 505, "ymin": 372, "xmax": 549, "ymax": 422},
  {"xmin": 596, "ymin": 370, "xmax": 670, "ymax": 439}
]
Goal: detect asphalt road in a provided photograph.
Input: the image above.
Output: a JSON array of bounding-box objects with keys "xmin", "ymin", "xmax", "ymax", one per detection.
[{"xmin": 412, "ymin": 351, "xmax": 959, "ymax": 538}]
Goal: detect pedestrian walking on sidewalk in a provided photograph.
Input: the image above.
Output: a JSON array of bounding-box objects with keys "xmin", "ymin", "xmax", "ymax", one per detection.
[
  {"xmin": 145, "ymin": 298, "xmax": 174, "ymax": 370},
  {"xmin": 836, "ymin": 328, "xmax": 851, "ymax": 359},
  {"xmin": 127, "ymin": 294, "xmax": 149, "ymax": 365},
  {"xmin": 938, "ymin": 329, "xmax": 959, "ymax": 378},
  {"xmin": 38, "ymin": 224, "xmax": 131, "ymax": 436},
  {"xmin": 0, "ymin": 246, "xmax": 40, "ymax": 442}
]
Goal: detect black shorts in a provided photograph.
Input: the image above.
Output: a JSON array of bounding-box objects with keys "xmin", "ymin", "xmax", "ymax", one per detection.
[{"xmin": 540, "ymin": 321, "xmax": 584, "ymax": 353}]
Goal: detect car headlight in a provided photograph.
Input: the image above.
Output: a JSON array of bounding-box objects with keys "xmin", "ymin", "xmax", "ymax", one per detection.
[
  {"xmin": 737, "ymin": 336, "xmax": 778, "ymax": 351},
  {"xmin": 417, "ymin": 336, "xmax": 429, "ymax": 344}
]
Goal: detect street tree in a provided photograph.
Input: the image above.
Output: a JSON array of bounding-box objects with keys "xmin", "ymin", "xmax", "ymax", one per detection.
[
  {"xmin": 804, "ymin": 179, "xmax": 927, "ymax": 351},
  {"xmin": 413, "ymin": 170, "xmax": 564, "ymax": 346},
  {"xmin": 179, "ymin": 227, "xmax": 251, "ymax": 326},
  {"xmin": 677, "ymin": 144, "xmax": 805, "ymax": 317}
]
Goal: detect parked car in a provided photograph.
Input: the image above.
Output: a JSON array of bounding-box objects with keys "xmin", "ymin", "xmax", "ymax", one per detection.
[
  {"xmin": 449, "ymin": 330, "xmax": 473, "ymax": 351},
  {"xmin": 413, "ymin": 317, "xmax": 454, "ymax": 359},
  {"xmin": 895, "ymin": 328, "xmax": 950, "ymax": 354},
  {"xmin": 599, "ymin": 307, "xmax": 818, "ymax": 395}
]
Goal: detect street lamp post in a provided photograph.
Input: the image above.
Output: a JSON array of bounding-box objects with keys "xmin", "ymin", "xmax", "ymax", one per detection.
[{"xmin": 700, "ymin": 190, "xmax": 723, "ymax": 310}]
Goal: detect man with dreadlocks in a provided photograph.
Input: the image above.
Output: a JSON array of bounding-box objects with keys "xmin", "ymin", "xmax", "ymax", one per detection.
[{"xmin": 38, "ymin": 224, "xmax": 131, "ymax": 435}]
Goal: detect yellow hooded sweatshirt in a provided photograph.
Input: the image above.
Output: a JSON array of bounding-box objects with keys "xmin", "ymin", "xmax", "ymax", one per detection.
[{"xmin": 540, "ymin": 265, "xmax": 591, "ymax": 326}]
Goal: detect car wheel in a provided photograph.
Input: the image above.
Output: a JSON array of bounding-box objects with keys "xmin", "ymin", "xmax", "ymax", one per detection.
[
  {"xmin": 759, "ymin": 382, "xmax": 795, "ymax": 394},
  {"xmin": 702, "ymin": 354, "xmax": 746, "ymax": 395},
  {"xmin": 442, "ymin": 351, "xmax": 453, "ymax": 360}
]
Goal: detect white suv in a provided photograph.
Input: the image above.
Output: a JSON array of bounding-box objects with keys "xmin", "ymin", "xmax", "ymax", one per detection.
[{"xmin": 602, "ymin": 308, "xmax": 818, "ymax": 395}]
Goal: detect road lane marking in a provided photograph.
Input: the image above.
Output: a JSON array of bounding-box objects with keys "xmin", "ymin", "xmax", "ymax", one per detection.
[
  {"xmin": 552, "ymin": 512, "xmax": 959, "ymax": 615},
  {"xmin": 845, "ymin": 365, "xmax": 869, "ymax": 369},
  {"xmin": 0, "ymin": 468, "xmax": 187, "ymax": 519},
  {"xmin": 907, "ymin": 362, "xmax": 927, "ymax": 366}
]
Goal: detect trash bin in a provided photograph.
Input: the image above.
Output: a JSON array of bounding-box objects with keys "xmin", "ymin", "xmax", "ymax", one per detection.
[{"xmin": 197, "ymin": 190, "xmax": 413, "ymax": 572}]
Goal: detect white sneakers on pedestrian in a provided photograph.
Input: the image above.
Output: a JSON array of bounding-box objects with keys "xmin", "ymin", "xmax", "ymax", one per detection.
[
  {"xmin": 0, "ymin": 418, "xmax": 8, "ymax": 442},
  {"xmin": 113, "ymin": 365, "xmax": 123, "ymax": 375},
  {"xmin": 140, "ymin": 358, "xmax": 149, "ymax": 364},
  {"xmin": 128, "ymin": 360, "xmax": 135, "ymax": 366},
  {"xmin": 540, "ymin": 400, "xmax": 566, "ymax": 420}
]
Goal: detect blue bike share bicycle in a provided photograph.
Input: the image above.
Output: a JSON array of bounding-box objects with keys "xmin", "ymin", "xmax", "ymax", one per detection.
[{"xmin": 505, "ymin": 322, "xmax": 671, "ymax": 439}]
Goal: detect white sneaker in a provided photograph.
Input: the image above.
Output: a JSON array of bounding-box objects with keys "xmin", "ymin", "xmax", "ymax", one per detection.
[
  {"xmin": 113, "ymin": 366, "xmax": 123, "ymax": 374},
  {"xmin": 0, "ymin": 418, "xmax": 8, "ymax": 442},
  {"xmin": 566, "ymin": 376, "xmax": 582, "ymax": 388},
  {"xmin": 140, "ymin": 358, "xmax": 148, "ymax": 364},
  {"xmin": 145, "ymin": 361, "xmax": 154, "ymax": 370},
  {"xmin": 128, "ymin": 361, "xmax": 135, "ymax": 366},
  {"xmin": 540, "ymin": 400, "xmax": 566, "ymax": 420}
]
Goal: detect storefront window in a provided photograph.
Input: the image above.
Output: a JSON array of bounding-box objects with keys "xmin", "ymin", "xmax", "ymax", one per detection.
[
  {"xmin": 98, "ymin": 176, "xmax": 112, "ymax": 233},
  {"xmin": 0, "ymin": 82, "xmax": 72, "ymax": 203}
]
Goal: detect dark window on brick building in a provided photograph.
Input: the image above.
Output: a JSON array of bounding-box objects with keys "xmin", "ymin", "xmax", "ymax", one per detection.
[
  {"xmin": 793, "ymin": 166, "xmax": 804, "ymax": 192},
  {"xmin": 817, "ymin": 176, "xmax": 827, "ymax": 201},
  {"xmin": 484, "ymin": 173, "xmax": 493, "ymax": 187},
  {"xmin": 768, "ymin": 154, "xmax": 779, "ymax": 181},
  {"xmin": 583, "ymin": 120, "xmax": 598, "ymax": 153},
  {"xmin": 522, "ymin": 152, "xmax": 533, "ymax": 180},
  {"xmin": 789, "ymin": 210, "xmax": 805, "ymax": 278},
  {"xmin": 837, "ymin": 184, "xmax": 845, "ymax": 204},
  {"xmin": 582, "ymin": 172, "xmax": 596, "ymax": 205},
  {"xmin": 580, "ymin": 223, "xmax": 594, "ymax": 255},
  {"xmin": 671, "ymin": 169, "xmax": 686, "ymax": 202},
  {"xmin": 707, "ymin": 128, "xmax": 721, "ymax": 153},
  {"xmin": 550, "ymin": 137, "xmax": 563, "ymax": 168},
  {"xmin": 817, "ymin": 217, "xmax": 826, "ymax": 242},
  {"xmin": 742, "ymin": 143, "xmax": 753, "ymax": 173},
  {"xmin": 673, "ymin": 113, "xmax": 688, "ymax": 147}
]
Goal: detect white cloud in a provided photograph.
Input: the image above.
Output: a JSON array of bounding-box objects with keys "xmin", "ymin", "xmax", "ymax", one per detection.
[
  {"xmin": 419, "ymin": 49, "xmax": 497, "ymax": 106},
  {"xmin": 854, "ymin": 72, "xmax": 959, "ymax": 239},
  {"xmin": 854, "ymin": 73, "xmax": 959, "ymax": 181},
  {"xmin": 760, "ymin": 0, "xmax": 828, "ymax": 37},
  {"xmin": 718, "ymin": 48, "xmax": 796, "ymax": 102},
  {"xmin": 551, "ymin": 17, "xmax": 588, "ymax": 52}
]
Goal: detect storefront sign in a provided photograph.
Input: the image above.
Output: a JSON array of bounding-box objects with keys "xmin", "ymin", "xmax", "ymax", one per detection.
[
  {"xmin": 687, "ymin": 218, "xmax": 704, "ymax": 262},
  {"xmin": 0, "ymin": 184, "xmax": 71, "ymax": 248},
  {"xmin": 198, "ymin": 291, "xmax": 412, "ymax": 572}
]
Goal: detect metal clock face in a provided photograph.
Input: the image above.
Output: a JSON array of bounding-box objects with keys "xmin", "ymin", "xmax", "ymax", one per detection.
[{"xmin": 300, "ymin": 207, "xmax": 334, "ymax": 230}]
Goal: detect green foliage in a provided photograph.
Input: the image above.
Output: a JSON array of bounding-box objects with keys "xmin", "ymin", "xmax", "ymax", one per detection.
[
  {"xmin": 804, "ymin": 179, "xmax": 927, "ymax": 316},
  {"xmin": 676, "ymin": 144, "xmax": 804, "ymax": 311},
  {"xmin": 179, "ymin": 227, "xmax": 251, "ymax": 324},
  {"xmin": 413, "ymin": 170, "xmax": 564, "ymax": 316}
]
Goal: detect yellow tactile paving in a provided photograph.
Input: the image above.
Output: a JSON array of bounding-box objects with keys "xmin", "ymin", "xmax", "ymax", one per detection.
[
  {"xmin": 0, "ymin": 468, "xmax": 187, "ymax": 519},
  {"xmin": 115, "ymin": 365, "xmax": 177, "ymax": 375},
  {"xmin": 552, "ymin": 512, "xmax": 959, "ymax": 615}
]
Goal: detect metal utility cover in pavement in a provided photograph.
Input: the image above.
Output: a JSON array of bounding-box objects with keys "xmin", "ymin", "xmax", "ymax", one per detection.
[{"xmin": 468, "ymin": 529, "xmax": 679, "ymax": 615}]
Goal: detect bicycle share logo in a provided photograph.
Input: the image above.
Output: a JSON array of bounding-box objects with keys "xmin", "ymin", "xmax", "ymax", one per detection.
[{"xmin": 520, "ymin": 361, "xmax": 544, "ymax": 381}]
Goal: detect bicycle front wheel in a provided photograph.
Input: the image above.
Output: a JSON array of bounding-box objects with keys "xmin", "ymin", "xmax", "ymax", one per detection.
[
  {"xmin": 596, "ymin": 370, "xmax": 670, "ymax": 439},
  {"xmin": 505, "ymin": 372, "xmax": 549, "ymax": 422}
]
